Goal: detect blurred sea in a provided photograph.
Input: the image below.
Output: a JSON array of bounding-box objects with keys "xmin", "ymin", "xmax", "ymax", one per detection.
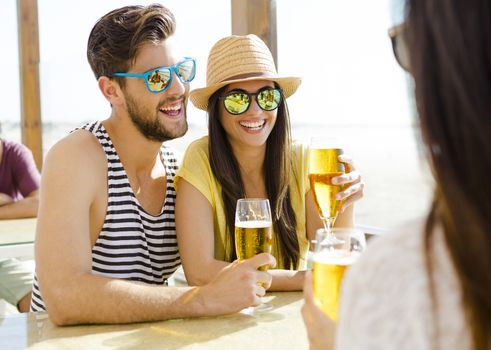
[{"xmin": 1, "ymin": 121, "xmax": 433, "ymax": 231}]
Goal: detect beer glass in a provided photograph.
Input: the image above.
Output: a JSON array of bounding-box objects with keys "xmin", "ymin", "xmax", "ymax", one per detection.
[
  {"xmin": 308, "ymin": 137, "xmax": 345, "ymax": 238},
  {"xmin": 235, "ymin": 198, "xmax": 273, "ymax": 312},
  {"xmin": 313, "ymin": 227, "xmax": 366, "ymax": 321}
]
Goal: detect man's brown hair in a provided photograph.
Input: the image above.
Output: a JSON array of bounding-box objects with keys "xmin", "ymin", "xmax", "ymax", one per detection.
[{"xmin": 87, "ymin": 4, "xmax": 176, "ymax": 88}]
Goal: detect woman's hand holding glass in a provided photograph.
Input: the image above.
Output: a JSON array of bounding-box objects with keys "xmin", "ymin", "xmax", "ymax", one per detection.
[
  {"xmin": 308, "ymin": 137, "xmax": 364, "ymax": 236},
  {"xmin": 332, "ymin": 153, "xmax": 364, "ymax": 214}
]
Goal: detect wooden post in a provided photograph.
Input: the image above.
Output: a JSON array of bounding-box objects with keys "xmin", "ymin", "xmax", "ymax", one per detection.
[
  {"xmin": 17, "ymin": 0, "xmax": 43, "ymax": 170},
  {"xmin": 231, "ymin": 0, "xmax": 278, "ymax": 67}
]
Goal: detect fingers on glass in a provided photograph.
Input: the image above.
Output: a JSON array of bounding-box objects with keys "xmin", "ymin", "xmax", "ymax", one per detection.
[
  {"xmin": 333, "ymin": 171, "xmax": 361, "ymax": 186},
  {"xmin": 336, "ymin": 181, "xmax": 364, "ymax": 201},
  {"xmin": 223, "ymin": 87, "xmax": 282, "ymax": 115},
  {"xmin": 340, "ymin": 187, "xmax": 364, "ymax": 211},
  {"xmin": 338, "ymin": 156, "xmax": 354, "ymax": 173}
]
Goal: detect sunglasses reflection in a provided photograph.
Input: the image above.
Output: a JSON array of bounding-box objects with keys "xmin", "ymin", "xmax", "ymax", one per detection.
[
  {"xmin": 222, "ymin": 88, "xmax": 282, "ymax": 115},
  {"xmin": 148, "ymin": 70, "xmax": 170, "ymax": 91}
]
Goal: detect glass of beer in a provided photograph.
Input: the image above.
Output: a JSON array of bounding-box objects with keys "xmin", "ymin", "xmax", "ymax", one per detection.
[
  {"xmin": 308, "ymin": 137, "xmax": 345, "ymax": 238},
  {"xmin": 235, "ymin": 198, "xmax": 273, "ymax": 312},
  {"xmin": 313, "ymin": 227, "xmax": 366, "ymax": 321}
]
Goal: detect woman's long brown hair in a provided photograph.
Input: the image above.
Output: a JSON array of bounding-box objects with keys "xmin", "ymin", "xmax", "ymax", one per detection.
[
  {"xmin": 207, "ymin": 85, "xmax": 300, "ymax": 269},
  {"xmin": 407, "ymin": 0, "xmax": 491, "ymax": 348}
]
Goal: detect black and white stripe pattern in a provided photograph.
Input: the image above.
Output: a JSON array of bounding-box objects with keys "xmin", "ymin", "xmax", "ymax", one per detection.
[{"xmin": 31, "ymin": 121, "xmax": 180, "ymax": 311}]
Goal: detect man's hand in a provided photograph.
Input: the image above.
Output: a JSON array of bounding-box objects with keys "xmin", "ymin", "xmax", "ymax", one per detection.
[{"xmin": 194, "ymin": 253, "xmax": 276, "ymax": 315}]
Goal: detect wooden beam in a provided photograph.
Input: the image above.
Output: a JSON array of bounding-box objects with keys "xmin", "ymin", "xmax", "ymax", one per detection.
[
  {"xmin": 231, "ymin": 0, "xmax": 278, "ymax": 67},
  {"xmin": 17, "ymin": 0, "xmax": 43, "ymax": 170}
]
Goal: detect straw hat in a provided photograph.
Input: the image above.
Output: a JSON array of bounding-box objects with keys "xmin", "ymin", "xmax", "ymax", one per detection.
[{"xmin": 190, "ymin": 34, "xmax": 302, "ymax": 111}]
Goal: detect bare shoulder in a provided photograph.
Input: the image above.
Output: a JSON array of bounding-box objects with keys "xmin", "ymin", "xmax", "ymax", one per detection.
[
  {"xmin": 43, "ymin": 129, "xmax": 106, "ymax": 191},
  {"xmin": 45, "ymin": 129, "xmax": 105, "ymax": 168}
]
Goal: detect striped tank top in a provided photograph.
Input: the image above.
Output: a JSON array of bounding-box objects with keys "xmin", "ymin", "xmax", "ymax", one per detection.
[{"xmin": 31, "ymin": 121, "xmax": 181, "ymax": 311}]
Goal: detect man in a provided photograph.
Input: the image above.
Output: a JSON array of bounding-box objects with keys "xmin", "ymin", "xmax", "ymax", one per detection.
[
  {"xmin": 32, "ymin": 4, "xmax": 274, "ymax": 325},
  {"xmin": 0, "ymin": 121, "xmax": 40, "ymax": 312}
]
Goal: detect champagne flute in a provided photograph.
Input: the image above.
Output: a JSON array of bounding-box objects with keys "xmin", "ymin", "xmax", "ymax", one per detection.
[
  {"xmin": 313, "ymin": 227, "xmax": 366, "ymax": 320},
  {"xmin": 308, "ymin": 137, "xmax": 345, "ymax": 240},
  {"xmin": 235, "ymin": 198, "xmax": 273, "ymax": 312}
]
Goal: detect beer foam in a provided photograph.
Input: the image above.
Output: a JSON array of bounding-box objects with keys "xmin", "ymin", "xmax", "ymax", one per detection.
[
  {"xmin": 235, "ymin": 220, "xmax": 273, "ymax": 228},
  {"xmin": 313, "ymin": 251, "xmax": 358, "ymax": 266}
]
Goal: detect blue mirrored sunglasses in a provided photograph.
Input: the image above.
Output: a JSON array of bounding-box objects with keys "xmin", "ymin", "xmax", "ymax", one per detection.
[{"xmin": 112, "ymin": 57, "xmax": 196, "ymax": 93}]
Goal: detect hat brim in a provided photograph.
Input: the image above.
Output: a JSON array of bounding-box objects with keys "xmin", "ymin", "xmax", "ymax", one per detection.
[{"xmin": 189, "ymin": 76, "xmax": 302, "ymax": 111}]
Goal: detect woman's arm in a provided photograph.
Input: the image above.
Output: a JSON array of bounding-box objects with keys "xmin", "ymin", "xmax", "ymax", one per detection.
[
  {"xmin": 176, "ymin": 179, "xmax": 306, "ymax": 291},
  {"xmin": 268, "ymin": 270, "xmax": 305, "ymax": 290},
  {"xmin": 175, "ymin": 178, "xmax": 229, "ymax": 285}
]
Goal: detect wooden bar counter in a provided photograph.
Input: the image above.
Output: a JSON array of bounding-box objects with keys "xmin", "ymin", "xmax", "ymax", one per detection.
[{"xmin": 0, "ymin": 292, "xmax": 308, "ymax": 349}]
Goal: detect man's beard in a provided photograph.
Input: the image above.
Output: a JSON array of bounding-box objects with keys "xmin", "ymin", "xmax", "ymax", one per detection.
[{"xmin": 125, "ymin": 93, "xmax": 188, "ymax": 142}]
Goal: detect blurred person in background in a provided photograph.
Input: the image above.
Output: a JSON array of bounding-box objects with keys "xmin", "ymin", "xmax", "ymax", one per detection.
[
  {"xmin": 0, "ymin": 121, "xmax": 40, "ymax": 312},
  {"xmin": 0, "ymin": 121, "xmax": 40, "ymax": 219},
  {"xmin": 302, "ymin": 0, "xmax": 491, "ymax": 349}
]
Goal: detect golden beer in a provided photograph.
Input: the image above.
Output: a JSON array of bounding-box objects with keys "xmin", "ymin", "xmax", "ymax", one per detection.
[
  {"xmin": 309, "ymin": 148, "xmax": 345, "ymax": 221},
  {"xmin": 313, "ymin": 251, "xmax": 356, "ymax": 320},
  {"xmin": 235, "ymin": 221, "xmax": 273, "ymax": 271},
  {"xmin": 309, "ymin": 172, "xmax": 344, "ymax": 220}
]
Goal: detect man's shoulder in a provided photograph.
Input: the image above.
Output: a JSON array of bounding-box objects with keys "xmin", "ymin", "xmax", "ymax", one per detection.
[
  {"xmin": 45, "ymin": 129, "xmax": 106, "ymax": 173},
  {"xmin": 53, "ymin": 128, "xmax": 102, "ymax": 152}
]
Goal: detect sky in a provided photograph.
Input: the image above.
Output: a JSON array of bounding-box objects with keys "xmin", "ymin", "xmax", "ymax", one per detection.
[{"xmin": 1, "ymin": 0, "xmax": 410, "ymax": 128}]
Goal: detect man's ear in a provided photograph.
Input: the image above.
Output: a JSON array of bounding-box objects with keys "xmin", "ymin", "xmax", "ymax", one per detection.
[{"xmin": 98, "ymin": 76, "xmax": 124, "ymax": 106}]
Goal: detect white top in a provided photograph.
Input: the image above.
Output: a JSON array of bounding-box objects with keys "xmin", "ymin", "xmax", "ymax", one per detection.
[{"xmin": 336, "ymin": 218, "xmax": 472, "ymax": 350}]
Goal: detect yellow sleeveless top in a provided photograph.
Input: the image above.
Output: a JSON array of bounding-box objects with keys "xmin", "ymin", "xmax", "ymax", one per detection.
[{"xmin": 175, "ymin": 136, "xmax": 309, "ymax": 269}]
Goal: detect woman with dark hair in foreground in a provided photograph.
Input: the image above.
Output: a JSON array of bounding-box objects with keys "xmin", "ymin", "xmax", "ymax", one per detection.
[{"xmin": 302, "ymin": 0, "xmax": 491, "ymax": 349}]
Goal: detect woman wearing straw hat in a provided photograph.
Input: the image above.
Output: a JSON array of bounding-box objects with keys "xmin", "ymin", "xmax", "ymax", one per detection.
[{"xmin": 174, "ymin": 34, "xmax": 364, "ymax": 290}]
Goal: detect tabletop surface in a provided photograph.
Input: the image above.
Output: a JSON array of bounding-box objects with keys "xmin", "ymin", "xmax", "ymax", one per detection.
[
  {"xmin": 0, "ymin": 218, "xmax": 36, "ymax": 246},
  {"xmin": 0, "ymin": 292, "xmax": 308, "ymax": 350}
]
